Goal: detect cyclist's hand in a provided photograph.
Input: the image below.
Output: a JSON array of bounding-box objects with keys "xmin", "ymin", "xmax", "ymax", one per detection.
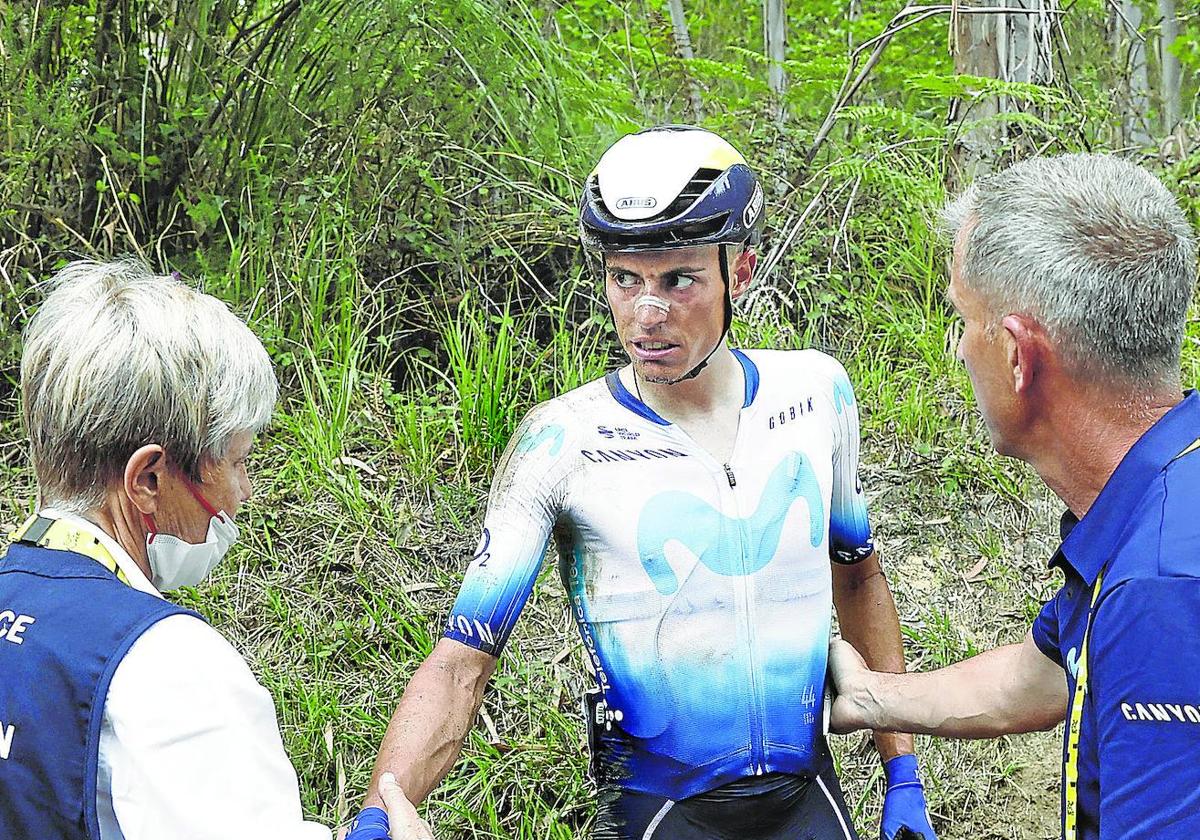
[
  {"xmin": 379, "ymin": 773, "xmax": 435, "ymax": 840},
  {"xmin": 827, "ymin": 638, "xmax": 872, "ymax": 734},
  {"xmin": 880, "ymin": 755, "xmax": 937, "ymax": 840}
]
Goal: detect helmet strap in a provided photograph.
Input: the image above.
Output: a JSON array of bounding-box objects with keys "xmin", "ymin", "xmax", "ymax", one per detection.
[{"xmin": 668, "ymin": 244, "xmax": 733, "ymax": 384}]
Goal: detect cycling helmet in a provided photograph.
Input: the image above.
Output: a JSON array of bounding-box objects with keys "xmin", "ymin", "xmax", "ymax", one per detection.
[
  {"xmin": 580, "ymin": 126, "xmax": 765, "ymax": 383},
  {"xmin": 580, "ymin": 126, "xmax": 764, "ymax": 253}
]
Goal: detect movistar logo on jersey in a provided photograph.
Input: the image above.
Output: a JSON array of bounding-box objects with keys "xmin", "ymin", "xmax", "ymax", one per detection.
[
  {"xmin": 1066, "ymin": 646, "xmax": 1081, "ymax": 680},
  {"xmin": 514, "ymin": 423, "xmax": 564, "ymax": 457},
  {"xmin": 636, "ymin": 452, "xmax": 824, "ymax": 595}
]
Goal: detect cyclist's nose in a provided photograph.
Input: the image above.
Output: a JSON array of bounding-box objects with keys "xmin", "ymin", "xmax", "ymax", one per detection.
[{"xmin": 634, "ymin": 297, "xmax": 669, "ymax": 328}]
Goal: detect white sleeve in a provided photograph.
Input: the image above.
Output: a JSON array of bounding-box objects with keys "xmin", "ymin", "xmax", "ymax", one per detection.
[
  {"xmin": 825, "ymin": 356, "xmax": 875, "ymax": 564},
  {"xmin": 444, "ymin": 401, "xmax": 573, "ymax": 656},
  {"xmin": 98, "ymin": 614, "xmax": 331, "ymax": 840}
]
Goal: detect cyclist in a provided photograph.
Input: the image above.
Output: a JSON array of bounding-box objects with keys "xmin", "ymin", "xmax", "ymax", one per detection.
[{"xmin": 351, "ymin": 126, "xmax": 937, "ymax": 840}]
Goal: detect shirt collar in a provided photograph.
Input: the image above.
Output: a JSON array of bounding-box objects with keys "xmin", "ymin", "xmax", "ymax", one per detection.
[
  {"xmin": 38, "ymin": 508, "xmax": 163, "ymax": 598},
  {"xmin": 1052, "ymin": 390, "xmax": 1200, "ymax": 583},
  {"xmin": 605, "ymin": 349, "xmax": 760, "ymax": 425}
]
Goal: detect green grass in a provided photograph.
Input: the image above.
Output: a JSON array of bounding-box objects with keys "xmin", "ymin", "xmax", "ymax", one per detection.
[{"xmin": 6, "ymin": 158, "xmax": 1195, "ymax": 840}]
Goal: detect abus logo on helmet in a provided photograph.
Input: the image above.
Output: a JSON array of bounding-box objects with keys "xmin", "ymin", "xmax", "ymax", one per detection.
[
  {"xmin": 615, "ymin": 196, "xmax": 657, "ymax": 210},
  {"xmin": 743, "ymin": 183, "xmax": 764, "ymax": 228}
]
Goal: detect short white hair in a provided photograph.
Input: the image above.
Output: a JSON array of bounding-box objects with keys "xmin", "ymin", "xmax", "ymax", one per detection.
[
  {"xmin": 942, "ymin": 153, "xmax": 1197, "ymax": 387},
  {"xmin": 21, "ymin": 258, "xmax": 278, "ymax": 512}
]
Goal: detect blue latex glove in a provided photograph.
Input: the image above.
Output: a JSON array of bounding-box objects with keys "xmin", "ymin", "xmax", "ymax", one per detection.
[
  {"xmin": 345, "ymin": 806, "xmax": 391, "ymax": 840},
  {"xmin": 880, "ymin": 754, "xmax": 937, "ymax": 840}
]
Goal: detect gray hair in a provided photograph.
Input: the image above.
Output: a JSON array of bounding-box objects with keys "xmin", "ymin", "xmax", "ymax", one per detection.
[
  {"xmin": 942, "ymin": 153, "xmax": 1197, "ymax": 386},
  {"xmin": 20, "ymin": 258, "xmax": 279, "ymax": 512}
]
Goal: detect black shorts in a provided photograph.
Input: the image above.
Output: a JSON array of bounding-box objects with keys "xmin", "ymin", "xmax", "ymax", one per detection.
[{"xmin": 592, "ymin": 759, "xmax": 860, "ymax": 840}]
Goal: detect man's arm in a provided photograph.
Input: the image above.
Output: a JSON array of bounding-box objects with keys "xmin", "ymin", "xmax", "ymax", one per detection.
[
  {"xmin": 362, "ymin": 639, "xmax": 497, "ymax": 808},
  {"xmin": 359, "ymin": 404, "xmax": 571, "ymax": 813},
  {"xmin": 831, "ymin": 551, "xmax": 912, "ymax": 760},
  {"xmin": 829, "ymin": 629, "xmax": 1067, "ymax": 737}
]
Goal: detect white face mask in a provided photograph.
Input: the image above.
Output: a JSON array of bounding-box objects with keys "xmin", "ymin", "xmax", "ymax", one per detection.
[{"xmin": 145, "ymin": 508, "xmax": 239, "ymax": 592}]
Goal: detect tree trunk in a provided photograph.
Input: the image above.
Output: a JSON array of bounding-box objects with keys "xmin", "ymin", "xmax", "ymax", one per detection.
[
  {"xmin": 949, "ymin": 3, "xmax": 1002, "ymax": 186},
  {"xmin": 764, "ymin": 0, "xmax": 787, "ymax": 121},
  {"xmin": 666, "ymin": 0, "xmax": 705, "ymax": 123},
  {"xmin": 948, "ymin": 0, "xmax": 1057, "ymax": 187},
  {"xmin": 1158, "ymin": 0, "xmax": 1182, "ymax": 133},
  {"xmin": 1111, "ymin": 0, "xmax": 1153, "ymax": 147}
]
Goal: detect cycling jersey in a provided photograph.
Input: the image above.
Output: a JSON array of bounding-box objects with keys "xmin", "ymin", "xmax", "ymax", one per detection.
[{"xmin": 445, "ymin": 348, "xmax": 874, "ymax": 800}]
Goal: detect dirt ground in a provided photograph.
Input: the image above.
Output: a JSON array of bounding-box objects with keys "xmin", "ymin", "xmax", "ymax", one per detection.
[{"xmin": 835, "ymin": 437, "xmax": 1068, "ymax": 839}]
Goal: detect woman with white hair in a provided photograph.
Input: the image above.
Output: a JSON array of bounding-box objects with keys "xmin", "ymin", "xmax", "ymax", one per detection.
[{"xmin": 0, "ymin": 259, "xmax": 430, "ymax": 840}]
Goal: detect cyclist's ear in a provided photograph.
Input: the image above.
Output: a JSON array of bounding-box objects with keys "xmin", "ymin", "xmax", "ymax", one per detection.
[{"xmin": 730, "ymin": 247, "xmax": 757, "ymax": 300}]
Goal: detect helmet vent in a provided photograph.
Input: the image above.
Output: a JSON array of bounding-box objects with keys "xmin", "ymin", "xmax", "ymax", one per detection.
[{"xmin": 655, "ymin": 168, "xmax": 723, "ymax": 220}]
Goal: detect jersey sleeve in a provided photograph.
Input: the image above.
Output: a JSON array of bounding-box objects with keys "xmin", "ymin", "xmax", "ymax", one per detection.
[
  {"xmin": 826, "ymin": 358, "xmax": 874, "ymax": 564},
  {"xmin": 1090, "ymin": 578, "xmax": 1200, "ymax": 835},
  {"xmin": 443, "ymin": 403, "xmax": 573, "ymax": 657}
]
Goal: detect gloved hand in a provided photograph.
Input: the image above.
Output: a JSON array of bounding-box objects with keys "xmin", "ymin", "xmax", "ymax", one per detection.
[
  {"xmin": 880, "ymin": 754, "xmax": 937, "ymax": 840},
  {"xmin": 344, "ymin": 806, "xmax": 390, "ymax": 840}
]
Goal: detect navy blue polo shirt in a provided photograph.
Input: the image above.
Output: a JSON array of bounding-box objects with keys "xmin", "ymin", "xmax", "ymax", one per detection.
[{"xmin": 1032, "ymin": 390, "xmax": 1200, "ymax": 839}]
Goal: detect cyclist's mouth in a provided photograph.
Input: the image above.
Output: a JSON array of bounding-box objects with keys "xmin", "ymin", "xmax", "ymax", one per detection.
[{"xmin": 632, "ymin": 340, "xmax": 679, "ymax": 361}]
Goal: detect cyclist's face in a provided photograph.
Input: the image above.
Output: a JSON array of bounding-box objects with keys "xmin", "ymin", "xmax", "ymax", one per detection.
[{"xmin": 604, "ymin": 246, "xmax": 752, "ymax": 383}]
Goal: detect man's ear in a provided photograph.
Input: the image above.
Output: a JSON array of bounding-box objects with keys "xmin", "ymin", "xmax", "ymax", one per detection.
[
  {"xmin": 730, "ymin": 248, "xmax": 757, "ymax": 300},
  {"xmin": 124, "ymin": 445, "xmax": 166, "ymax": 516},
  {"xmin": 1001, "ymin": 313, "xmax": 1045, "ymax": 395}
]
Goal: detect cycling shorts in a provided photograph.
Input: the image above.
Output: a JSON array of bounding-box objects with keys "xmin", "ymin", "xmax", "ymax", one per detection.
[{"xmin": 593, "ymin": 755, "xmax": 859, "ymax": 840}]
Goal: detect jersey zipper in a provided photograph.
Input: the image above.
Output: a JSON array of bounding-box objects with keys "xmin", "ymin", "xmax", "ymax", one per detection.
[
  {"xmin": 720, "ymin": 461, "xmax": 765, "ymax": 775},
  {"xmin": 740, "ymin": 504, "xmax": 766, "ymax": 775},
  {"xmin": 669, "ymin": 415, "xmax": 764, "ymax": 774}
]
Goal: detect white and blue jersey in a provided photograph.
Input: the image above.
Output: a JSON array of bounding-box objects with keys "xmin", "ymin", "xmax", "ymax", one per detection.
[{"xmin": 444, "ymin": 349, "xmax": 874, "ymax": 799}]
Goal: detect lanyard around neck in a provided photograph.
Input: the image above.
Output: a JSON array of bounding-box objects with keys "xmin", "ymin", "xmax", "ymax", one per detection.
[
  {"xmin": 1063, "ymin": 435, "xmax": 1200, "ymax": 840},
  {"xmin": 8, "ymin": 514, "xmax": 132, "ymax": 587}
]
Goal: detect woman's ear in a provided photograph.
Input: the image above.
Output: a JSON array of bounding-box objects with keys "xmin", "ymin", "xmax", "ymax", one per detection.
[{"xmin": 124, "ymin": 445, "xmax": 166, "ymax": 516}]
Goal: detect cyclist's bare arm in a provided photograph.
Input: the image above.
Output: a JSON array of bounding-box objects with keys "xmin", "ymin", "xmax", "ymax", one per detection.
[
  {"xmin": 831, "ymin": 550, "xmax": 913, "ymax": 760},
  {"xmin": 362, "ymin": 639, "xmax": 497, "ymax": 808}
]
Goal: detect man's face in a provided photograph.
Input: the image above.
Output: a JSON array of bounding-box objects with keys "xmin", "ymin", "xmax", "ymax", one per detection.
[
  {"xmin": 154, "ymin": 430, "xmax": 256, "ymax": 541},
  {"xmin": 604, "ymin": 245, "xmax": 740, "ymax": 384},
  {"xmin": 947, "ymin": 240, "xmax": 1022, "ymax": 457}
]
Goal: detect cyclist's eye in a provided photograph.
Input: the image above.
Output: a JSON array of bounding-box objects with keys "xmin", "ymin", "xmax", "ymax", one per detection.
[
  {"xmin": 669, "ymin": 275, "xmax": 696, "ymax": 290},
  {"xmin": 611, "ymin": 271, "xmax": 638, "ymax": 289}
]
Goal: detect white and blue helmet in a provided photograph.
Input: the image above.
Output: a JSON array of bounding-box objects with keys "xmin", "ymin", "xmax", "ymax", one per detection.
[{"xmin": 580, "ymin": 126, "xmax": 765, "ymax": 253}]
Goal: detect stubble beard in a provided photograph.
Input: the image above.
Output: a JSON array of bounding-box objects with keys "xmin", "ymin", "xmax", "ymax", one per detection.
[{"xmin": 633, "ymin": 359, "xmax": 678, "ymax": 386}]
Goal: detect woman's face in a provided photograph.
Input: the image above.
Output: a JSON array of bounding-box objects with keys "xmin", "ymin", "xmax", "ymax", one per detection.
[{"xmin": 154, "ymin": 430, "xmax": 256, "ymax": 542}]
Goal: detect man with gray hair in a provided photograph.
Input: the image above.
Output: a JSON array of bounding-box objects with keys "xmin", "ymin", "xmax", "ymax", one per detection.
[
  {"xmin": 828, "ymin": 154, "xmax": 1200, "ymax": 839},
  {"xmin": 0, "ymin": 259, "xmax": 431, "ymax": 839}
]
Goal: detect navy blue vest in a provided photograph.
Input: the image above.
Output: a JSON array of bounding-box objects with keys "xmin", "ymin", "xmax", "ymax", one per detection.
[{"xmin": 0, "ymin": 542, "xmax": 195, "ymax": 838}]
